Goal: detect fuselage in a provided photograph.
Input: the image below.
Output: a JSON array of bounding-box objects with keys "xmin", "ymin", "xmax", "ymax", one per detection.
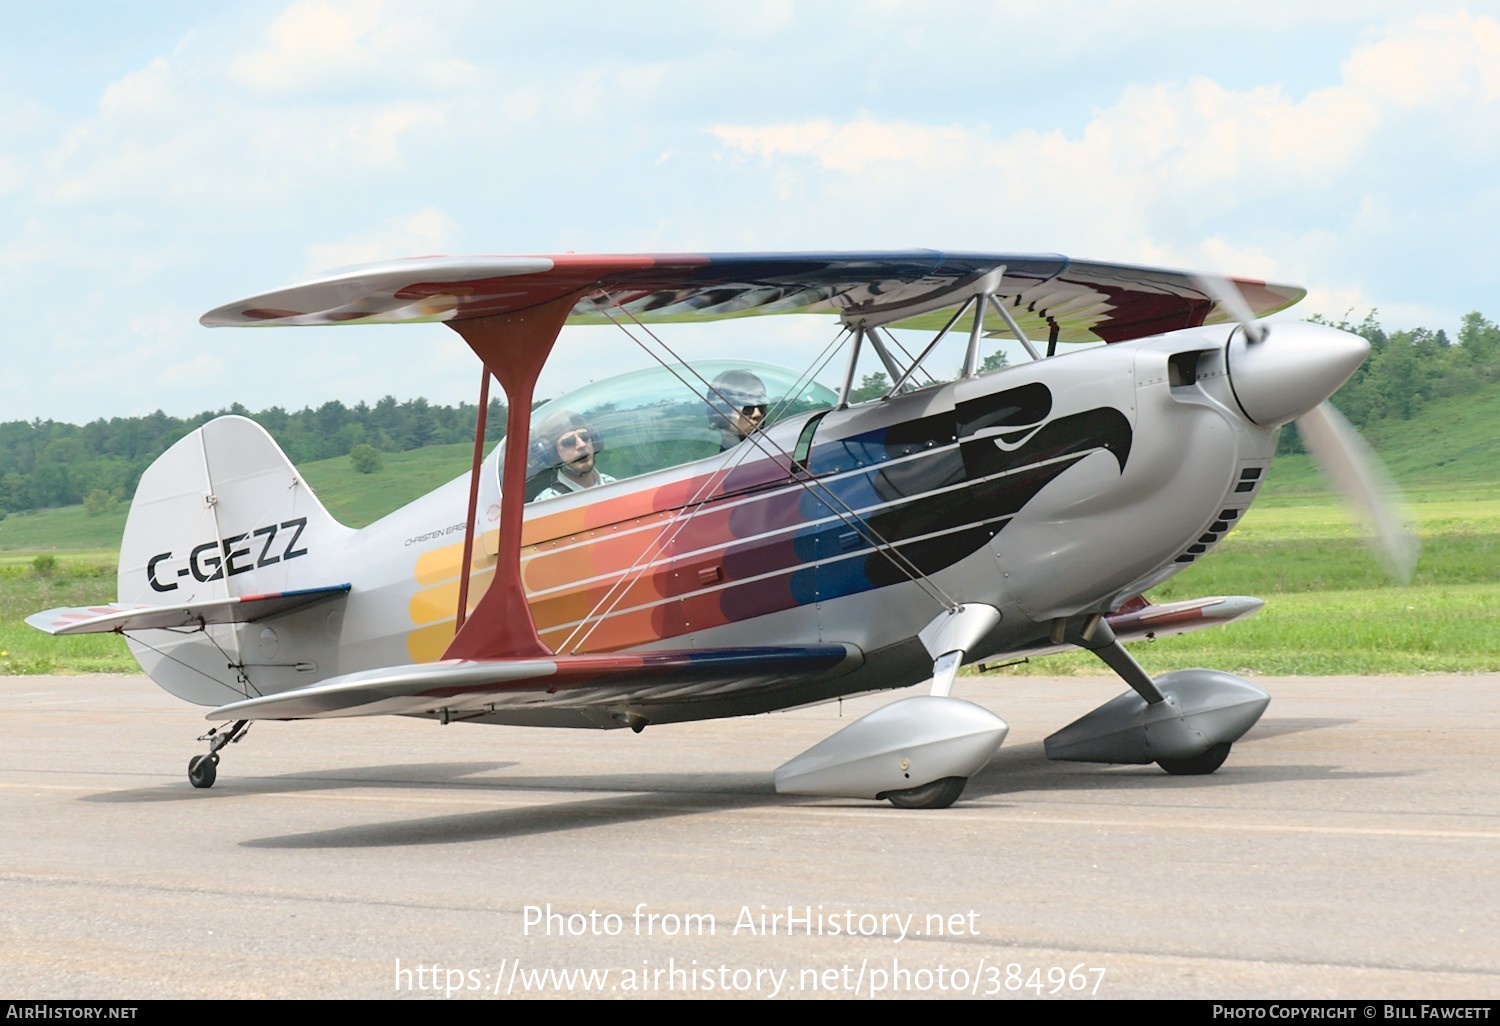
[
  {"xmin": 333, "ymin": 323, "xmax": 1277, "ymax": 693},
  {"xmin": 118, "ymin": 315, "xmax": 1365, "ymax": 723},
  {"xmin": 37, "ymin": 250, "xmax": 1385, "ymax": 735}
]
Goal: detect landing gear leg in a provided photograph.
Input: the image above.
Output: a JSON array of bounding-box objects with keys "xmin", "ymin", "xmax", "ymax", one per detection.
[
  {"xmin": 870, "ymin": 605, "xmax": 1004, "ymax": 809},
  {"xmin": 1080, "ymin": 622, "xmax": 1234, "ymax": 774},
  {"xmin": 1043, "ymin": 616, "xmax": 1268, "ymax": 772},
  {"xmin": 188, "ymin": 719, "xmax": 251, "ymax": 789},
  {"xmin": 774, "ymin": 605, "xmax": 1007, "ymax": 808}
]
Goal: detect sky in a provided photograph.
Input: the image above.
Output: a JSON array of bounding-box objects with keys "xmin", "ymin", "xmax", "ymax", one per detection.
[{"xmin": 3, "ymin": 0, "xmax": 1498, "ymax": 425}]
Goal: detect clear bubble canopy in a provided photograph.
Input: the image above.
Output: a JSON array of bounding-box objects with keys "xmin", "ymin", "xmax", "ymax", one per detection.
[{"xmin": 520, "ymin": 359, "xmax": 839, "ymax": 501}]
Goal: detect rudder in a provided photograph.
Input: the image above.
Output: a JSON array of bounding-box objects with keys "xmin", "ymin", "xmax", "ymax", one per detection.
[{"xmin": 119, "ymin": 416, "xmax": 354, "ymax": 705}]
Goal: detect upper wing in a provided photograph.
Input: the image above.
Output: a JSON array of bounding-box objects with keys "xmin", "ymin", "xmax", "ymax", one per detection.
[
  {"xmin": 206, "ymin": 643, "xmax": 863, "ymax": 725},
  {"xmin": 26, "ymin": 584, "xmax": 351, "ymax": 636},
  {"xmin": 200, "ymin": 252, "xmax": 1305, "ymax": 347}
]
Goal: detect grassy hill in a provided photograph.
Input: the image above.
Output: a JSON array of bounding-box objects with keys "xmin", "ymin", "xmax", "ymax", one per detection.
[
  {"xmin": 1255, "ymin": 381, "xmax": 1500, "ymax": 501},
  {"xmin": 297, "ymin": 441, "xmax": 480, "ymax": 526},
  {"xmin": 0, "ymin": 441, "xmax": 481, "ymax": 560}
]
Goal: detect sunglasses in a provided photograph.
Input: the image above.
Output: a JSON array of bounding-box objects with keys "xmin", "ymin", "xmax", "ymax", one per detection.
[
  {"xmin": 557, "ymin": 431, "xmax": 593, "ymax": 451},
  {"xmin": 740, "ymin": 404, "xmax": 767, "ymax": 416}
]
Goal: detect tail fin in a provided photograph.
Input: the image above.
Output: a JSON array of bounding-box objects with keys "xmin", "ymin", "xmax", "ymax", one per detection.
[
  {"xmin": 120, "ymin": 416, "xmax": 345, "ymax": 603},
  {"xmin": 116, "ymin": 416, "xmax": 355, "ymax": 705}
]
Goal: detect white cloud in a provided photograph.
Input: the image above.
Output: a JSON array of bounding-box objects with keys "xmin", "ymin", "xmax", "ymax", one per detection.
[
  {"xmin": 1343, "ymin": 10, "xmax": 1500, "ymax": 110},
  {"xmin": 6, "ymin": 3, "xmax": 1497, "ymax": 424},
  {"xmin": 36, "ymin": 4, "xmax": 499, "ymax": 212},
  {"xmin": 703, "ymin": 11, "xmax": 1500, "ymax": 299},
  {"xmin": 160, "ymin": 352, "xmax": 227, "ymax": 389},
  {"xmin": 304, "ymin": 206, "xmax": 463, "ymax": 272},
  {"xmin": 46, "ymin": 81, "xmax": 458, "ymax": 208},
  {"xmin": 0, "ymin": 158, "xmax": 22, "ymax": 197},
  {"xmin": 229, "ymin": 0, "xmax": 485, "ymax": 96}
]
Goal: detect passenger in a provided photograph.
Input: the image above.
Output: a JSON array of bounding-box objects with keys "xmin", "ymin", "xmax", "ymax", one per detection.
[
  {"xmin": 530, "ymin": 411, "xmax": 616, "ymax": 501},
  {"xmin": 706, "ymin": 369, "xmax": 768, "ymax": 451}
]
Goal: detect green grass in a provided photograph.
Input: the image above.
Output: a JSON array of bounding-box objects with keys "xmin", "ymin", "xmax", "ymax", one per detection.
[
  {"xmin": 1260, "ymin": 381, "xmax": 1500, "ymax": 496},
  {"xmin": 1010, "ymin": 581, "xmax": 1499, "ymax": 677},
  {"xmin": 0, "ymin": 560, "xmax": 122, "ymax": 674},
  {"xmin": 297, "ymin": 442, "xmax": 477, "ymax": 527},
  {"xmin": 1, "ymin": 391, "xmax": 1496, "ymax": 676},
  {"xmin": 0, "ymin": 505, "xmax": 128, "ymax": 554},
  {"xmin": 998, "ymin": 481, "xmax": 1500, "ymax": 676},
  {"xmin": 0, "ymin": 444, "xmax": 486, "ymax": 675},
  {"xmin": 0, "ymin": 444, "xmax": 479, "ymax": 558}
]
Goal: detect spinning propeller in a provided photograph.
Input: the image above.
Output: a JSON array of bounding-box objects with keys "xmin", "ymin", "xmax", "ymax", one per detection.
[{"xmin": 1199, "ymin": 273, "xmax": 1420, "ymax": 583}]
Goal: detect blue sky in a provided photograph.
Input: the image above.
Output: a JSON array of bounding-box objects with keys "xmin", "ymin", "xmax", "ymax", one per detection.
[{"xmin": 4, "ymin": 1, "xmax": 1498, "ymax": 424}]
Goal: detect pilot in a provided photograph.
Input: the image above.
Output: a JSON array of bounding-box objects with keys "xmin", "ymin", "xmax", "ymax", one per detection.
[
  {"xmin": 530, "ymin": 410, "xmax": 616, "ymax": 501},
  {"xmin": 706, "ymin": 369, "xmax": 768, "ymax": 451}
]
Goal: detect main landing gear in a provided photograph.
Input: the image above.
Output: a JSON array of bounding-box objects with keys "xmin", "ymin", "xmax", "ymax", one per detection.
[
  {"xmin": 1156, "ymin": 741, "xmax": 1233, "ymax": 776},
  {"xmin": 773, "ymin": 605, "xmax": 1009, "ymax": 809},
  {"xmin": 188, "ymin": 719, "xmax": 250, "ymax": 789},
  {"xmin": 882, "ymin": 776, "xmax": 969, "ymax": 810},
  {"xmin": 1044, "ymin": 617, "xmax": 1269, "ymax": 773}
]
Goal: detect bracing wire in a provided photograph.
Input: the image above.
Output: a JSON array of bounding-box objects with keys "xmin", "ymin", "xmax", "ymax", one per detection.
[{"xmin": 548, "ymin": 295, "xmax": 960, "ymax": 653}]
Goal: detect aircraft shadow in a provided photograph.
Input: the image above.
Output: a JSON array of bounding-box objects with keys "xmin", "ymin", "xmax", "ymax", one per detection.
[
  {"xmin": 80, "ymin": 761, "xmax": 520, "ymax": 804},
  {"xmin": 963, "ymin": 724, "xmax": 1411, "ymax": 801},
  {"xmin": 1243, "ymin": 716, "xmax": 1357, "ymax": 740},
  {"xmin": 244, "ymin": 785, "xmax": 786, "ymax": 850},
  {"xmin": 80, "ymin": 716, "xmax": 1400, "ymax": 848}
]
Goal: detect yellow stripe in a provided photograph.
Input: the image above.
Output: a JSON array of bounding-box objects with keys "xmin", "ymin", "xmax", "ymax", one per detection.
[
  {"xmin": 413, "ymin": 528, "xmax": 500, "ymax": 586},
  {"xmin": 409, "ymin": 568, "xmax": 496, "ymax": 627}
]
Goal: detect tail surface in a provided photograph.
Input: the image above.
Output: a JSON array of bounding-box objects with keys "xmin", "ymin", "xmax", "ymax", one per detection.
[
  {"xmin": 106, "ymin": 416, "xmax": 353, "ymax": 705},
  {"xmin": 120, "ymin": 417, "xmax": 344, "ymax": 604}
]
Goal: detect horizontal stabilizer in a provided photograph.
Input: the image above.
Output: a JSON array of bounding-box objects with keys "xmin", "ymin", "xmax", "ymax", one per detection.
[
  {"xmin": 1014, "ymin": 595, "xmax": 1263, "ymax": 659},
  {"xmin": 1105, "ymin": 594, "xmax": 1263, "ymax": 638},
  {"xmin": 26, "ymin": 584, "xmax": 351, "ymax": 636},
  {"xmin": 208, "ymin": 644, "xmax": 863, "ymax": 722}
]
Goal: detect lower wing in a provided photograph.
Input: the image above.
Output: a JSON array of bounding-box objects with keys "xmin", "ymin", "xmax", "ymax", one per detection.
[{"xmin": 206, "ymin": 644, "xmax": 864, "ymax": 724}]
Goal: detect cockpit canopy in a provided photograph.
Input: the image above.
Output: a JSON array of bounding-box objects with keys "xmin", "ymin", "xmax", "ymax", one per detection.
[{"xmin": 522, "ymin": 360, "xmax": 838, "ymax": 501}]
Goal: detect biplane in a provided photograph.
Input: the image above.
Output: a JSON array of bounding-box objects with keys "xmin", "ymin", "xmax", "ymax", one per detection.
[{"xmin": 28, "ymin": 251, "xmax": 1404, "ymax": 808}]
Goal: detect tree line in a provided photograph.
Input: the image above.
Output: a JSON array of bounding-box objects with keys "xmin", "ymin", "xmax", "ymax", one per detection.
[
  {"xmin": 2, "ymin": 309, "xmax": 1496, "ymax": 516},
  {"xmin": 0, "ymin": 396, "xmax": 508, "ymax": 517},
  {"xmin": 1279, "ymin": 309, "xmax": 1499, "ymax": 453}
]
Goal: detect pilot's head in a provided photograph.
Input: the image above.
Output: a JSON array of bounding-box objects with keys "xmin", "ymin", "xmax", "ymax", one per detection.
[
  {"xmin": 537, "ymin": 410, "xmax": 602, "ymax": 482},
  {"xmin": 706, "ymin": 369, "xmax": 768, "ymax": 444}
]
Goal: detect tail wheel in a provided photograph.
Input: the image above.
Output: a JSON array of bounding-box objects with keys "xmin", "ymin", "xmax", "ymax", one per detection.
[
  {"xmin": 188, "ymin": 754, "xmax": 219, "ymax": 789},
  {"xmin": 1157, "ymin": 742, "xmax": 1231, "ymax": 776}
]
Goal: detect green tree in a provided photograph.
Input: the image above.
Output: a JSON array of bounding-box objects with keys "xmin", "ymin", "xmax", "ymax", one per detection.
[
  {"xmin": 849, "ymin": 372, "xmax": 891, "ymax": 403},
  {"xmin": 1458, "ymin": 312, "xmax": 1499, "ymax": 371},
  {"xmin": 400, "ymin": 397, "xmax": 436, "ymax": 448},
  {"xmin": 83, "ymin": 488, "xmax": 117, "ymax": 517},
  {"xmin": 349, "ymin": 443, "xmax": 383, "ymax": 475}
]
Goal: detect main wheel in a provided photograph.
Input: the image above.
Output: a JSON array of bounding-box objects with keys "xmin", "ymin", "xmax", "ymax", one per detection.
[
  {"xmin": 1157, "ymin": 742, "xmax": 1231, "ymax": 776},
  {"xmin": 884, "ymin": 776, "xmax": 967, "ymax": 809},
  {"xmin": 188, "ymin": 754, "xmax": 218, "ymax": 789}
]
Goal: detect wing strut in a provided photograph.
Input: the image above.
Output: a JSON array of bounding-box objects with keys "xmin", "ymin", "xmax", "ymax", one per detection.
[
  {"xmin": 442, "ymin": 293, "xmax": 580, "ymax": 661},
  {"xmin": 455, "ymin": 363, "xmax": 492, "ymax": 632}
]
